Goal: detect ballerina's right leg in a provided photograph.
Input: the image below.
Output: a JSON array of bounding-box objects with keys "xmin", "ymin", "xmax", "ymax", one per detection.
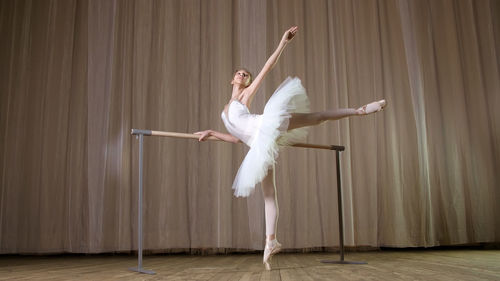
[
  {"xmin": 261, "ymin": 165, "xmax": 278, "ymax": 241},
  {"xmin": 261, "ymin": 164, "xmax": 282, "ymax": 270}
]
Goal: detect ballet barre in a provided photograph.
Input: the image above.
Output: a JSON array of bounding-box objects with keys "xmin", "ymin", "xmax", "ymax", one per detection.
[{"xmin": 129, "ymin": 128, "xmax": 365, "ymax": 274}]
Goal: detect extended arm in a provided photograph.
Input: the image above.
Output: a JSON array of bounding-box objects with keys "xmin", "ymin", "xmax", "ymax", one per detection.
[
  {"xmin": 241, "ymin": 26, "xmax": 298, "ymax": 105},
  {"xmin": 194, "ymin": 129, "xmax": 241, "ymax": 144}
]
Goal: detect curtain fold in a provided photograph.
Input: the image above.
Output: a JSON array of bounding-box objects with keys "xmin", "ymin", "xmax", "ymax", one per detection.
[{"xmin": 0, "ymin": 0, "xmax": 498, "ymax": 253}]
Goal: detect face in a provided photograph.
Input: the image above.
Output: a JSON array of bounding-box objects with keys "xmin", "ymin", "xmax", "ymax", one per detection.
[{"xmin": 232, "ymin": 70, "xmax": 251, "ymax": 87}]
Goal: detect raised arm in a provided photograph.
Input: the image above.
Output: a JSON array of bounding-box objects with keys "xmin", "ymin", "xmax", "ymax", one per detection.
[
  {"xmin": 194, "ymin": 129, "xmax": 241, "ymax": 144},
  {"xmin": 241, "ymin": 26, "xmax": 298, "ymax": 105}
]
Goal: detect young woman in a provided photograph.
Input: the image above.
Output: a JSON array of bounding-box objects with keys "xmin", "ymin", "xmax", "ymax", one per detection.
[{"xmin": 195, "ymin": 26, "xmax": 386, "ymax": 270}]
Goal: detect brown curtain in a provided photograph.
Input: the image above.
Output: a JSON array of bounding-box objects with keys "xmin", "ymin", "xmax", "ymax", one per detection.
[{"xmin": 0, "ymin": 0, "xmax": 499, "ymax": 254}]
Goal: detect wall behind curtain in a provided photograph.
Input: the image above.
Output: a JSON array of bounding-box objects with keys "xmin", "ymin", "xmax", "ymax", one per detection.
[{"xmin": 0, "ymin": 0, "xmax": 498, "ymax": 254}]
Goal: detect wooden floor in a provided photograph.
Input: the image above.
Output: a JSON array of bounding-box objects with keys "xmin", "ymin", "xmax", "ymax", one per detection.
[{"xmin": 0, "ymin": 249, "xmax": 499, "ymax": 280}]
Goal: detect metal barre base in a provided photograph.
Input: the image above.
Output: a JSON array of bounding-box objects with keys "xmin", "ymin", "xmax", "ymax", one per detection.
[
  {"xmin": 129, "ymin": 267, "xmax": 156, "ymax": 275},
  {"xmin": 320, "ymin": 260, "xmax": 367, "ymax": 264}
]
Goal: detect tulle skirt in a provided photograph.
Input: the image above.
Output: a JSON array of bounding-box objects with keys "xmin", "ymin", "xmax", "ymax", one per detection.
[{"xmin": 232, "ymin": 77, "xmax": 310, "ymax": 197}]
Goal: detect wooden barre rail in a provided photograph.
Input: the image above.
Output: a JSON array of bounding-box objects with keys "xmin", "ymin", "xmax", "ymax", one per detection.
[{"xmin": 130, "ymin": 129, "xmax": 345, "ymax": 151}]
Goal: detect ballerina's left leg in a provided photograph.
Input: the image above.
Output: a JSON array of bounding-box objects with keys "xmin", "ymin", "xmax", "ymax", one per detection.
[{"xmin": 287, "ymin": 99, "xmax": 386, "ymax": 130}]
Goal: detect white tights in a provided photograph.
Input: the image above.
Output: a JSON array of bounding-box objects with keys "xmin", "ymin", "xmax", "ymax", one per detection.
[{"xmin": 261, "ymin": 163, "xmax": 278, "ymax": 237}]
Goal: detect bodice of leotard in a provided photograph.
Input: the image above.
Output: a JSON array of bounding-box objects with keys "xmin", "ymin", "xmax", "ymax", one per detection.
[{"xmin": 221, "ymin": 100, "xmax": 263, "ymax": 146}]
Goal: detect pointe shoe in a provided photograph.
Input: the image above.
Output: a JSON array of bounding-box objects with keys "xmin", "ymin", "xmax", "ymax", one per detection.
[
  {"xmin": 263, "ymin": 240, "xmax": 282, "ymax": 270},
  {"xmin": 357, "ymin": 99, "xmax": 387, "ymax": 115}
]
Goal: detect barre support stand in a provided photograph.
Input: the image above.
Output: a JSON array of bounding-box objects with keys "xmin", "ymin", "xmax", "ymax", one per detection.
[
  {"xmin": 129, "ymin": 133, "xmax": 155, "ymax": 275},
  {"xmin": 320, "ymin": 148, "xmax": 367, "ymax": 265}
]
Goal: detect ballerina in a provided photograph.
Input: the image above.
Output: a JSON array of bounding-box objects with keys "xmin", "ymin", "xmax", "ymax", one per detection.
[{"xmin": 195, "ymin": 26, "xmax": 386, "ymax": 270}]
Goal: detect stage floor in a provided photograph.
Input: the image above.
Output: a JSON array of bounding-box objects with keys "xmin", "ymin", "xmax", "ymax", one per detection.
[{"xmin": 1, "ymin": 249, "xmax": 499, "ymax": 280}]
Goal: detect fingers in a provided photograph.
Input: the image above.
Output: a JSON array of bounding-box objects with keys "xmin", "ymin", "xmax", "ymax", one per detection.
[
  {"xmin": 195, "ymin": 131, "xmax": 209, "ymax": 141},
  {"xmin": 286, "ymin": 26, "xmax": 298, "ymax": 40},
  {"xmin": 193, "ymin": 131, "xmax": 204, "ymax": 141}
]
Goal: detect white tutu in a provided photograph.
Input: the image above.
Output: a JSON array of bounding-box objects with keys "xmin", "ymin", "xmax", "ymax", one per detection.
[{"xmin": 221, "ymin": 77, "xmax": 310, "ymax": 197}]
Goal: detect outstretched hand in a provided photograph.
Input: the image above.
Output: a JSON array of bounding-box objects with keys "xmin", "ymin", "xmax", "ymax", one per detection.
[
  {"xmin": 281, "ymin": 26, "xmax": 298, "ymax": 45},
  {"xmin": 194, "ymin": 130, "xmax": 211, "ymax": 141}
]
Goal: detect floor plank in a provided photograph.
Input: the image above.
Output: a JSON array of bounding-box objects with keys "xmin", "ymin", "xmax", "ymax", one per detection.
[{"xmin": 0, "ymin": 250, "xmax": 499, "ymax": 280}]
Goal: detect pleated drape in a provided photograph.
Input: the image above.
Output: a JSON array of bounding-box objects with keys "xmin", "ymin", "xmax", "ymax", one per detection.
[{"xmin": 0, "ymin": 0, "xmax": 498, "ymax": 254}]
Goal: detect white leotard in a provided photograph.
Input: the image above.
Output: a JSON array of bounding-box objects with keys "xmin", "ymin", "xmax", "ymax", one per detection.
[{"xmin": 221, "ymin": 77, "xmax": 310, "ymax": 197}]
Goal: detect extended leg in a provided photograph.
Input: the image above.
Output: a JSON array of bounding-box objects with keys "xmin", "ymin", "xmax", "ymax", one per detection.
[
  {"xmin": 288, "ymin": 109, "xmax": 357, "ymax": 130},
  {"xmin": 288, "ymin": 99, "xmax": 386, "ymax": 130}
]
